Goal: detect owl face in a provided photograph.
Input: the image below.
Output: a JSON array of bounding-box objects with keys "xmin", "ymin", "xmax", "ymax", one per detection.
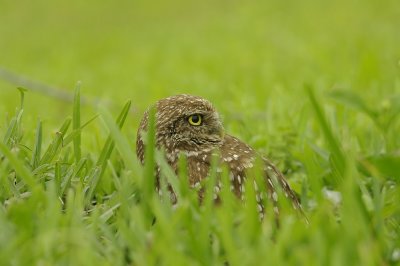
[{"xmin": 155, "ymin": 95, "xmax": 224, "ymax": 152}]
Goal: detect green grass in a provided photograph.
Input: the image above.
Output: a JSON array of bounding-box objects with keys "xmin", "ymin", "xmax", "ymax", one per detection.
[{"xmin": 1, "ymin": 0, "xmax": 400, "ymax": 265}]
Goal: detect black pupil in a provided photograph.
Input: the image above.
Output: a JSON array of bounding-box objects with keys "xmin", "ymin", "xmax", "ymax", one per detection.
[{"xmin": 191, "ymin": 115, "xmax": 200, "ymax": 123}]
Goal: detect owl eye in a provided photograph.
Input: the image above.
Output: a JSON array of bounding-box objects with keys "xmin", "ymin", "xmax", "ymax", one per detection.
[{"xmin": 188, "ymin": 114, "xmax": 203, "ymax": 126}]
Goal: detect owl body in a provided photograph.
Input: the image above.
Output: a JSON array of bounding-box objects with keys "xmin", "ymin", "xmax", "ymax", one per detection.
[{"xmin": 136, "ymin": 94, "xmax": 302, "ymax": 217}]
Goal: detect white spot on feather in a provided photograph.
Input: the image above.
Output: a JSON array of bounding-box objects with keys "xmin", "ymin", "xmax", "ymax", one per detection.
[{"xmin": 224, "ymin": 157, "xmax": 232, "ymax": 162}]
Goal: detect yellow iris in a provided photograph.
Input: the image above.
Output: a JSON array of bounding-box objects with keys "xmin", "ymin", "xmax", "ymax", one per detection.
[{"xmin": 188, "ymin": 114, "xmax": 202, "ymax": 126}]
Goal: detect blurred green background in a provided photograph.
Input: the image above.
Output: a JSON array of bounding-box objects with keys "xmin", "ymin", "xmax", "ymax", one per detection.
[{"xmin": 1, "ymin": 0, "xmax": 399, "ymax": 121}]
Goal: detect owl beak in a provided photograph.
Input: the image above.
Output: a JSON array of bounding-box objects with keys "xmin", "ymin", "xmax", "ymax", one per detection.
[
  {"xmin": 208, "ymin": 123, "xmax": 224, "ymax": 140},
  {"xmin": 215, "ymin": 124, "xmax": 225, "ymax": 139},
  {"xmin": 219, "ymin": 127, "xmax": 225, "ymax": 138},
  {"xmin": 209, "ymin": 114, "xmax": 225, "ymax": 139}
]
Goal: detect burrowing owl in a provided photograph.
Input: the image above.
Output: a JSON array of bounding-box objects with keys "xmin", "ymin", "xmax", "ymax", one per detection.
[{"xmin": 136, "ymin": 94, "xmax": 303, "ymax": 219}]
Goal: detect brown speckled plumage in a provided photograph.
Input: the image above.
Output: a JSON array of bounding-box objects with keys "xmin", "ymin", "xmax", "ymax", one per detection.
[{"xmin": 136, "ymin": 94, "xmax": 303, "ymax": 220}]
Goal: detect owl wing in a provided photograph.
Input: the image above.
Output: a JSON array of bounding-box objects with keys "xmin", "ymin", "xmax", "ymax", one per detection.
[
  {"xmin": 262, "ymin": 156, "xmax": 306, "ymax": 218},
  {"xmin": 220, "ymin": 134, "xmax": 305, "ymax": 222}
]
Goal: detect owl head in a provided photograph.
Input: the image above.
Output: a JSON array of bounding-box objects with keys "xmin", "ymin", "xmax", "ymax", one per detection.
[{"xmin": 137, "ymin": 94, "xmax": 225, "ymax": 157}]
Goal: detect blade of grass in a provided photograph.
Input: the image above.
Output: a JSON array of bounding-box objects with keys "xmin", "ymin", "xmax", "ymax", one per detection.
[
  {"xmin": 31, "ymin": 119, "xmax": 42, "ymax": 169},
  {"xmin": 7, "ymin": 172, "xmax": 21, "ymax": 198},
  {"xmin": 17, "ymin": 87, "xmax": 27, "ymax": 110},
  {"xmin": 63, "ymin": 114, "xmax": 99, "ymax": 146},
  {"xmin": 39, "ymin": 118, "xmax": 71, "ymax": 164},
  {"xmin": 73, "ymin": 82, "xmax": 81, "ymax": 162},
  {"xmin": 54, "ymin": 161, "xmax": 61, "ymax": 195},
  {"xmin": 84, "ymin": 101, "xmax": 132, "ymax": 206},
  {"xmin": 142, "ymin": 106, "xmax": 156, "ymax": 225},
  {"xmin": 60, "ymin": 158, "xmax": 87, "ymax": 196},
  {"xmin": 0, "ymin": 142, "xmax": 37, "ymax": 190},
  {"xmin": 3, "ymin": 115, "xmax": 18, "ymax": 146},
  {"xmin": 306, "ymin": 85, "xmax": 346, "ymax": 183},
  {"xmin": 195, "ymin": 154, "xmax": 219, "ymax": 265},
  {"xmin": 3, "ymin": 88, "xmax": 25, "ymax": 147},
  {"xmin": 156, "ymin": 150, "xmax": 182, "ymax": 200},
  {"xmin": 96, "ymin": 100, "xmax": 132, "ymax": 168},
  {"xmin": 84, "ymin": 166, "xmax": 101, "ymax": 207},
  {"xmin": 214, "ymin": 167, "xmax": 240, "ymax": 266}
]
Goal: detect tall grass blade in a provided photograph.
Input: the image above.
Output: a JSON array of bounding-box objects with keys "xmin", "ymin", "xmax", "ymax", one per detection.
[
  {"xmin": 84, "ymin": 167, "xmax": 101, "ymax": 207},
  {"xmin": 142, "ymin": 106, "xmax": 156, "ymax": 225},
  {"xmin": 73, "ymin": 82, "xmax": 82, "ymax": 162},
  {"xmin": 3, "ymin": 88, "xmax": 26, "ymax": 147},
  {"xmin": 156, "ymin": 150, "xmax": 181, "ymax": 200},
  {"xmin": 96, "ymin": 100, "xmax": 131, "ymax": 168},
  {"xmin": 54, "ymin": 161, "xmax": 61, "ymax": 195},
  {"xmin": 306, "ymin": 85, "xmax": 346, "ymax": 183},
  {"xmin": 17, "ymin": 87, "xmax": 27, "ymax": 110},
  {"xmin": 31, "ymin": 119, "xmax": 42, "ymax": 169},
  {"xmin": 84, "ymin": 101, "xmax": 132, "ymax": 206}
]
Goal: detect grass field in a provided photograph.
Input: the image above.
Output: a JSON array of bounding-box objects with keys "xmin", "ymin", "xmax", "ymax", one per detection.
[{"xmin": 1, "ymin": 0, "xmax": 399, "ymax": 265}]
